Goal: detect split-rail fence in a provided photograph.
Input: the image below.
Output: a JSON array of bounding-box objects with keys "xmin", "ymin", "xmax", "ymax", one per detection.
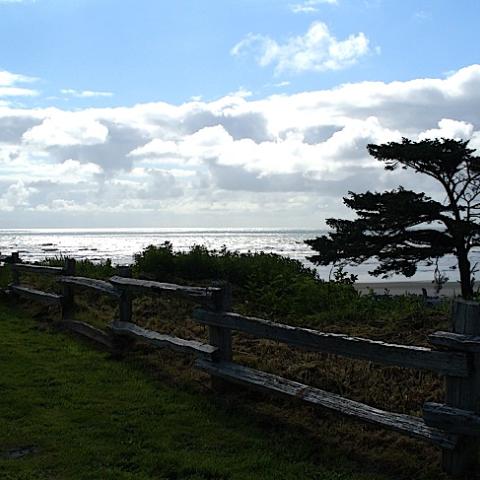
[{"xmin": 1, "ymin": 252, "xmax": 479, "ymax": 478}]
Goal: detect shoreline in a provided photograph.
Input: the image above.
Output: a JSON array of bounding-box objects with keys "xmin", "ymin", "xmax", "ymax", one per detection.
[{"xmin": 354, "ymin": 281, "xmax": 476, "ymax": 297}]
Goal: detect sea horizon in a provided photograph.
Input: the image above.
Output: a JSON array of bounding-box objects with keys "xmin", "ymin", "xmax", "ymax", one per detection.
[{"xmin": 0, "ymin": 227, "xmax": 472, "ymax": 284}]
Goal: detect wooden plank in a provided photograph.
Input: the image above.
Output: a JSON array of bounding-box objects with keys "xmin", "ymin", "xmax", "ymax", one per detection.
[
  {"xmin": 58, "ymin": 276, "xmax": 121, "ymax": 298},
  {"xmin": 112, "ymin": 270, "xmax": 134, "ymax": 357},
  {"xmin": 114, "ymin": 265, "xmax": 133, "ymax": 326},
  {"xmin": 196, "ymin": 359, "xmax": 458, "ymax": 450},
  {"xmin": 208, "ymin": 282, "xmax": 232, "ymax": 362},
  {"xmin": 118, "ymin": 291, "xmax": 132, "ymax": 323},
  {"xmin": 10, "ymin": 284, "xmax": 62, "ymax": 305},
  {"xmin": 59, "ymin": 320, "xmax": 112, "ymax": 349},
  {"xmin": 207, "ymin": 282, "xmax": 233, "ymax": 392},
  {"xmin": 423, "ymin": 402, "xmax": 480, "ymax": 436},
  {"xmin": 61, "ymin": 259, "xmax": 76, "ymax": 321},
  {"xmin": 442, "ymin": 299, "xmax": 480, "ymax": 475},
  {"xmin": 193, "ymin": 309, "xmax": 470, "ymax": 378},
  {"xmin": 10, "ymin": 253, "xmax": 20, "ymax": 284},
  {"xmin": 110, "ymin": 321, "xmax": 219, "ymax": 360},
  {"xmin": 12, "ymin": 263, "xmax": 64, "ymax": 275},
  {"xmin": 109, "ymin": 276, "xmax": 220, "ymax": 302},
  {"xmin": 429, "ymin": 331, "xmax": 480, "ymax": 352}
]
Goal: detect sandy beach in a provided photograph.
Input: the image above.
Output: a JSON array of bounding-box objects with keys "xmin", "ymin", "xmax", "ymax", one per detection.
[{"xmin": 355, "ymin": 281, "xmax": 477, "ymax": 297}]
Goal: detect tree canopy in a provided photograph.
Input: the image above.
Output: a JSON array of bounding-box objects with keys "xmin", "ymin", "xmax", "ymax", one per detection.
[{"xmin": 305, "ymin": 138, "xmax": 480, "ymax": 299}]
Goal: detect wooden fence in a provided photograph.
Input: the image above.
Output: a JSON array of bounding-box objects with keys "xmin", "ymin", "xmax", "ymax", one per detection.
[{"xmin": 1, "ymin": 252, "xmax": 480, "ymax": 478}]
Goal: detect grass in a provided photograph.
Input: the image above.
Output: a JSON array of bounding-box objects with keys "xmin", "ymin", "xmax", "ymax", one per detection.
[
  {"xmin": 0, "ymin": 246, "xmax": 458, "ymax": 479},
  {"xmin": 0, "ymin": 303, "xmax": 392, "ymax": 480}
]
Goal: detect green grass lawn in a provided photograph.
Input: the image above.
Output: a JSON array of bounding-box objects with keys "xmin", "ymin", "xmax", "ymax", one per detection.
[{"xmin": 0, "ymin": 304, "xmax": 388, "ymax": 480}]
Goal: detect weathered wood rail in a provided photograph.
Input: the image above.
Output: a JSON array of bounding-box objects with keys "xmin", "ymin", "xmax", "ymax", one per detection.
[
  {"xmin": 10, "ymin": 284, "xmax": 63, "ymax": 305},
  {"xmin": 195, "ymin": 359, "xmax": 458, "ymax": 450},
  {"xmin": 2, "ymin": 251, "xmax": 480, "ymax": 478},
  {"xmin": 59, "ymin": 276, "xmax": 121, "ymax": 298},
  {"xmin": 192, "ymin": 310, "xmax": 470, "ymax": 377},
  {"xmin": 111, "ymin": 321, "xmax": 219, "ymax": 360}
]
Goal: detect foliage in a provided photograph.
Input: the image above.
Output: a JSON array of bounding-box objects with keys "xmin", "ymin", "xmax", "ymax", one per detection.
[
  {"xmin": 306, "ymin": 138, "xmax": 480, "ymax": 299},
  {"xmin": 432, "ymin": 258, "xmax": 449, "ymax": 295},
  {"xmin": 133, "ymin": 242, "xmax": 360, "ymax": 318},
  {"xmin": 133, "ymin": 243, "xmax": 449, "ymax": 324},
  {"xmin": 41, "ymin": 255, "xmax": 117, "ymax": 279},
  {"xmin": 133, "ymin": 242, "xmax": 317, "ymax": 282},
  {"xmin": 330, "ymin": 266, "xmax": 358, "ymax": 285}
]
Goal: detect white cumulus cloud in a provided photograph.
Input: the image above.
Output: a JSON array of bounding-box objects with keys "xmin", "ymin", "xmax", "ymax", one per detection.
[
  {"xmin": 0, "ymin": 181, "xmax": 35, "ymax": 211},
  {"xmin": 1, "ymin": 64, "xmax": 480, "ymax": 226},
  {"xmin": 23, "ymin": 112, "xmax": 109, "ymax": 147},
  {"xmin": 231, "ymin": 21, "xmax": 371, "ymax": 74},
  {"xmin": 418, "ymin": 118, "xmax": 474, "ymax": 141}
]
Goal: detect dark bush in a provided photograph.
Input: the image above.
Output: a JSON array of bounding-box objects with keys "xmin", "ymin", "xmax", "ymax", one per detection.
[
  {"xmin": 41, "ymin": 256, "xmax": 116, "ymax": 279},
  {"xmin": 132, "ymin": 242, "xmax": 359, "ymax": 318}
]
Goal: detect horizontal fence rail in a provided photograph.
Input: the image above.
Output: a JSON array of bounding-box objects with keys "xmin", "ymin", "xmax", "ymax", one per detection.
[
  {"xmin": 429, "ymin": 331, "xmax": 480, "ymax": 353},
  {"xmin": 58, "ymin": 276, "xmax": 121, "ymax": 298},
  {"xmin": 2, "ymin": 251, "xmax": 479, "ymax": 478},
  {"xmin": 10, "ymin": 285, "xmax": 63, "ymax": 305},
  {"xmin": 110, "ymin": 276, "xmax": 221, "ymax": 305},
  {"xmin": 193, "ymin": 309, "xmax": 471, "ymax": 378},
  {"xmin": 423, "ymin": 402, "xmax": 480, "ymax": 436},
  {"xmin": 196, "ymin": 359, "xmax": 459, "ymax": 450},
  {"xmin": 111, "ymin": 321, "xmax": 219, "ymax": 360},
  {"xmin": 11, "ymin": 263, "xmax": 64, "ymax": 276},
  {"xmin": 59, "ymin": 320, "xmax": 113, "ymax": 349}
]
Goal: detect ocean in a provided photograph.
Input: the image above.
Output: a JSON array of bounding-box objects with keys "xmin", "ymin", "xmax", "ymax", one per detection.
[{"xmin": 0, "ymin": 227, "xmax": 474, "ymax": 283}]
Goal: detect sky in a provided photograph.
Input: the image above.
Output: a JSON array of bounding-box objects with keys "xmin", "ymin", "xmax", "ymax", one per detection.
[{"xmin": 0, "ymin": 0, "xmax": 480, "ymax": 228}]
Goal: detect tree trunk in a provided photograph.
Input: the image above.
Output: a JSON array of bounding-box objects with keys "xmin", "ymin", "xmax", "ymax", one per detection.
[{"xmin": 457, "ymin": 250, "xmax": 473, "ymax": 299}]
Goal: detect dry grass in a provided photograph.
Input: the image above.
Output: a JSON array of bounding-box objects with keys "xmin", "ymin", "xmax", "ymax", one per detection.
[{"xmin": 5, "ymin": 283, "xmax": 456, "ymax": 480}]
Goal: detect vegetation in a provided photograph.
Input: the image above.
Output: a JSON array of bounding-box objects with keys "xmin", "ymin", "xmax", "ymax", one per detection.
[
  {"xmin": 41, "ymin": 255, "xmax": 117, "ymax": 279},
  {"xmin": 2, "ymin": 243, "xmax": 448, "ymax": 330},
  {"xmin": 0, "ymin": 244, "xmax": 454, "ymax": 479},
  {"xmin": 306, "ymin": 138, "xmax": 480, "ymax": 299},
  {"xmin": 1, "ymin": 304, "xmax": 392, "ymax": 480},
  {"xmin": 133, "ymin": 242, "xmax": 317, "ymax": 284},
  {"xmin": 131, "ymin": 242, "xmax": 449, "ymax": 329},
  {"xmin": 132, "ymin": 242, "xmax": 358, "ymax": 319}
]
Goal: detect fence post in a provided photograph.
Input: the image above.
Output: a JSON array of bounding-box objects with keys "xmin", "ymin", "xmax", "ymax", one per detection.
[
  {"xmin": 61, "ymin": 258, "xmax": 76, "ymax": 321},
  {"xmin": 117, "ymin": 266, "xmax": 133, "ymax": 324},
  {"xmin": 208, "ymin": 282, "xmax": 233, "ymax": 391},
  {"xmin": 10, "ymin": 252, "xmax": 20, "ymax": 286},
  {"xmin": 442, "ymin": 298, "xmax": 480, "ymax": 477},
  {"xmin": 111, "ymin": 266, "xmax": 134, "ymax": 357}
]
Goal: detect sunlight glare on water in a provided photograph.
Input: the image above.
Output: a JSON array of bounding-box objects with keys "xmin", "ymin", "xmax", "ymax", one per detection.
[{"xmin": 0, "ymin": 227, "xmax": 475, "ymax": 283}]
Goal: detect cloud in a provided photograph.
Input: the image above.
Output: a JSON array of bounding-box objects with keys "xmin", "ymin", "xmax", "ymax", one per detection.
[
  {"xmin": 1, "ymin": 64, "xmax": 480, "ymax": 226},
  {"xmin": 61, "ymin": 88, "xmax": 114, "ymax": 98},
  {"xmin": 0, "ymin": 113, "xmax": 43, "ymax": 143},
  {"xmin": 271, "ymin": 81, "xmax": 291, "ymax": 88},
  {"xmin": 418, "ymin": 118, "xmax": 474, "ymax": 141},
  {"xmin": 23, "ymin": 112, "xmax": 109, "ymax": 146},
  {"xmin": 290, "ymin": 0, "xmax": 338, "ymax": 14},
  {"xmin": 0, "ymin": 181, "xmax": 35, "ymax": 211},
  {"xmin": 231, "ymin": 22, "xmax": 371, "ymax": 74},
  {"xmin": 0, "ymin": 70, "xmax": 36, "ymax": 87},
  {"xmin": 0, "ymin": 69, "xmax": 39, "ymax": 98}
]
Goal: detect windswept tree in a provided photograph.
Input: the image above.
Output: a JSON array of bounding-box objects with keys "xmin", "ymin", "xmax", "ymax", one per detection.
[{"xmin": 305, "ymin": 138, "xmax": 480, "ymax": 299}]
